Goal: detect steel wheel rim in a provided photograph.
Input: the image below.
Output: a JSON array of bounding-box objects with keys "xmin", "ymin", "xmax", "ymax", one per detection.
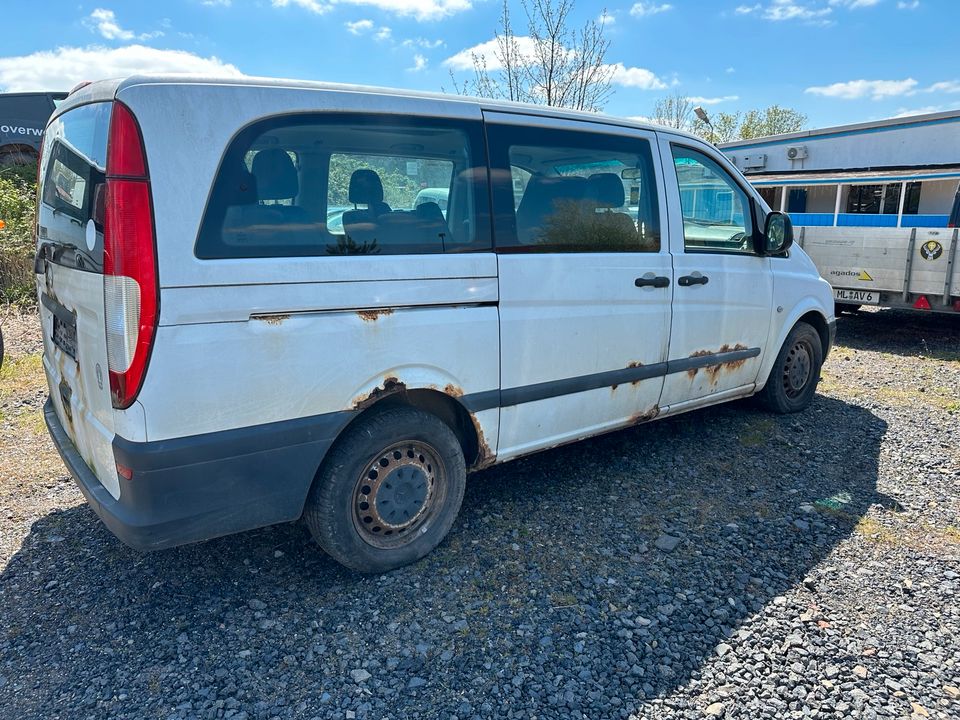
[
  {"xmin": 782, "ymin": 339, "xmax": 813, "ymax": 399},
  {"xmin": 352, "ymin": 440, "xmax": 445, "ymax": 549}
]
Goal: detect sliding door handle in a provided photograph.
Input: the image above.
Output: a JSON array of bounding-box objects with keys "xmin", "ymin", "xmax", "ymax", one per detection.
[
  {"xmin": 678, "ymin": 274, "xmax": 709, "ymax": 287},
  {"xmin": 635, "ymin": 275, "xmax": 670, "ymax": 288}
]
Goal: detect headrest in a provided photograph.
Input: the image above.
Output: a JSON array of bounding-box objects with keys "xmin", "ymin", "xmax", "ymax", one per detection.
[
  {"xmin": 251, "ymin": 149, "xmax": 298, "ymax": 201},
  {"xmin": 348, "ymin": 168, "xmax": 384, "ymax": 205},
  {"xmin": 587, "ymin": 173, "xmax": 625, "ymax": 209}
]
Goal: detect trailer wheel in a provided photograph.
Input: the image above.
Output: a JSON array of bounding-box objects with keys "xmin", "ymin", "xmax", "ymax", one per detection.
[
  {"xmin": 761, "ymin": 321, "xmax": 823, "ymax": 414},
  {"xmin": 304, "ymin": 406, "xmax": 466, "ymax": 573}
]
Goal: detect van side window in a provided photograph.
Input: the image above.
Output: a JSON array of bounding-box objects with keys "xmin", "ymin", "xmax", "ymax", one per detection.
[
  {"xmin": 487, "ymin": 124, "xmax": 660, "ymax": 253},
  {"xmin": 196, "ymin": 115, "xmax": 490, "ymax": 258},
  {"xmin": 671, "ymin": 145, "xmax": 754, "ymax": 254}
]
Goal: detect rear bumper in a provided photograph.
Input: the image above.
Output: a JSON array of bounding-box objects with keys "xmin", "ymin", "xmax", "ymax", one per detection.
[{"xmin": 44, "ymin": 398, "xmax": 351, "ymax": 550}]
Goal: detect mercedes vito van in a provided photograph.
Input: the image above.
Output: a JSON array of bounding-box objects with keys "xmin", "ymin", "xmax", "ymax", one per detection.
[{"xmin": 38, "ymin": 76, "xmax": 835, "ymax": 572}]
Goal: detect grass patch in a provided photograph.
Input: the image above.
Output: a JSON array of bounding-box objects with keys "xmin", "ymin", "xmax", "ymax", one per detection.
[
  {"xmin": 739, "ymin": 417, "xmax": 774, "ymax": 447},
  {"xmin": 0, "ymin": 353, "xmax": 45, "ymax": 401},
  {"xmin": 15, "ymin": 408, "xmax": 46, "ymax": 435}
]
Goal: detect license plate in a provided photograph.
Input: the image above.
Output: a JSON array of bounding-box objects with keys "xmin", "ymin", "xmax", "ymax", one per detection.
[
  {"xmin": 833, "ymin": 288, "xmax": 878, "ymax": 304},
  {"xmin": 53, "ymin": 313, "xmax": 78, "ymax": 359}
]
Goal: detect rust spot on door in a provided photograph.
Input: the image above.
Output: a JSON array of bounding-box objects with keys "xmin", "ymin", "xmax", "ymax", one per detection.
[
  {"xmin": 687, "ymin": 344, "xmax": 750, "ymax": 383},
  {"xmin": 627, "ymin": 361, "xmax": 645, "ymax": 386},
  {"xmin": 351, "ymin": 376, "xmax": 406, "ymax": 410},
  {"xmin": 629, "ymin": 405, "xmax": 660, "ymax": 425},
  {"xmin": 444, "ymin": 383, "xmax": 464, "ymax": 398},
  {"xmin": 257, "ymin": 314, "xmax": 289, "ymax": 325},
  {"xmin": 357, "ymin": 308, "xmax": 394, "ymax": 322},
  {"xmin": 468, "ymin": 413, "xmax": 496, "ymax": 470}
]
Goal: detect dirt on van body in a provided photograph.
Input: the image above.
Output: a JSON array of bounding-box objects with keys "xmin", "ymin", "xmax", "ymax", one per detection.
[{"xmin": 0, "ymin": 306, "xmax": 958, "ymax": 720}]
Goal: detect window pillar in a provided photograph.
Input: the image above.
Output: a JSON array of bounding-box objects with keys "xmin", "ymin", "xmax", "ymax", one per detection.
[
  {"xmin": 896, "ymin": 180, "xmax": 907, "ymax": 228},
  {"xmin": 833, "ymin": 185, "xmax": 842, "ymax": 227},
  {"xmin": 780, "ymin": 186, "xmax": 787, "ymax": 212}
]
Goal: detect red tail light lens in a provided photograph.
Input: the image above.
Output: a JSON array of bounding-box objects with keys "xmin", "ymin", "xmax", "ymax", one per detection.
[{"xmin": 103, "ymin": 102, "xmax": 157, "ymax": 409}]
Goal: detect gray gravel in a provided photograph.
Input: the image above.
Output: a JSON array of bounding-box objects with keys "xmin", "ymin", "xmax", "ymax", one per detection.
[{"xmin": 1, "ymin": 307, "xmax": 959, "ymax": 719}]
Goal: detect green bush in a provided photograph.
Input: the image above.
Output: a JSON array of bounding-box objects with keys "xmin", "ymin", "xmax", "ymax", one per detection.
[{"xmin": 0, "ymin": 166, "xmax": 37, "ymax": 306}]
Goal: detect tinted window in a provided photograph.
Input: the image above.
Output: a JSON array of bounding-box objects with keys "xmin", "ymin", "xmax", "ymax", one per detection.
[
  {"xmin": 37, "ymin": 102, "xmax": 112, "ymax": 272},
  {"xmin": 196, "ymin": 114, "xmax": 490, "ymax": 258},
  {"xmin": 487, "ymin": 124, "xmax": 660, "ymax": 253},
  {"xmin": 672, "ymin": 145, "xmax": 754, "ymax": 254}
]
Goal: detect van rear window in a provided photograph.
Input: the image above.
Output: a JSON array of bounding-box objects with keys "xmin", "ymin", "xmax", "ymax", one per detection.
[
  {"xmin": 37, "ymin": 102, "xmax": 112, "ymax": 273},
  {"xmin": 196, "ymin": 114, "xmax": 491, "ymax": 258}
]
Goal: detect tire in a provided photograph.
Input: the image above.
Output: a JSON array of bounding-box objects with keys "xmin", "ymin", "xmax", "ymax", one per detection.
[
  {"xmin": 304, "ymin": 406, "xmax": 466, "ymax": 573},
  {"xmin": 760, "ymin": 321, "xmax": 823, "ymax": 414}
]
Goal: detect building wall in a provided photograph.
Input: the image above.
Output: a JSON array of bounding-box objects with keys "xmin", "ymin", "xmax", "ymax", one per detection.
[{"xmin": 719, "ymin": 113, "xmax": 960, "ymax": 175}]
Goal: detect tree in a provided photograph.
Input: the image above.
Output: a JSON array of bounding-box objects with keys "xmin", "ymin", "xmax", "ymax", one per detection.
[
  {"xmin": 450, "ymin": 0, "xmax": 615, "ymax": 112},
  {"xmin": 651, "ymin": 92, "xmax": 695, "ymax": 130},
  {"xmin": 650, "ymin": 94, "xmax": 808, "ymax": 142},
  {"xmin": 738, "ymin": 105, "xmax": 807, "ymax": 140}
]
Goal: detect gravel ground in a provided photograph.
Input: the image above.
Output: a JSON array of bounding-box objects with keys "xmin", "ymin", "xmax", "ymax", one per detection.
[{"xmin": 0, "ymin": 306, "xmax": 958, "ymax": 720}]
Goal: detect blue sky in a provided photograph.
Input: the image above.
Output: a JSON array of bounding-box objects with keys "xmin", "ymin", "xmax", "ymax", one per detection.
[{"xmin": 2, "ymin": 0, "xmax": 958, "ymax": 130}]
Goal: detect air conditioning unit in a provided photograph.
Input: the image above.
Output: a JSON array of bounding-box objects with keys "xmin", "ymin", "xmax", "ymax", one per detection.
[
  {"xmin": 786, "ymin": 145, "xmax": 808, "ymax": 160},
  {"xmin": 742, "ymin": 153, "xmax": 767, "ymax": 170}
]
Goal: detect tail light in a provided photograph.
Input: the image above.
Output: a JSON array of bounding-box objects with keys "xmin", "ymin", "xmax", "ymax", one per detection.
[{"xmin": 103, "ymin": 102, "xmax": 157, "ymax": 409}]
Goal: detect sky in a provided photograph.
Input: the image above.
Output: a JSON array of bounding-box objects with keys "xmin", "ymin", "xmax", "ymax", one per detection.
[{"xmin": 1, "ymin": 0, "xmax": 958, "ymax": 131}]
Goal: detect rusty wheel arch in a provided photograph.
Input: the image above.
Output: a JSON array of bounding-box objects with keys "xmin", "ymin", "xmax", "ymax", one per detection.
[{"xmin": 340, "ymin": 385, "xmax": 485, "ymax": 471}]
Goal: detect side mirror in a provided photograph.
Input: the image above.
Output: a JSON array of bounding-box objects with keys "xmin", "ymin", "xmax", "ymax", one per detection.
[{"xmin": 761, "ymin": 211, "xmax": 794, "ymax": 256}]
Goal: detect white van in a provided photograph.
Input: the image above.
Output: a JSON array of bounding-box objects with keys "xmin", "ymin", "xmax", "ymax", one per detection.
[{"xmin": 37, "ymin": 76, "xmax": 835, "ymax": 572}]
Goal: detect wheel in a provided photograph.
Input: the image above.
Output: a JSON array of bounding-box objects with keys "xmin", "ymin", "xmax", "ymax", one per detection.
[
  {"xmin": 761, "ymin": 321, "xmax": 823, "ymax": 414},
  {"xmin": 304, "ymin": 406, "xmax": 466, "ymax": 573}
]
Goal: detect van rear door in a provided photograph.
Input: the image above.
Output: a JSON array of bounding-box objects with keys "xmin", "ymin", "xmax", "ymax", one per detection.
[{"xmin": 37, "ymin": 102, "xmax": 122, "ymax": 498}]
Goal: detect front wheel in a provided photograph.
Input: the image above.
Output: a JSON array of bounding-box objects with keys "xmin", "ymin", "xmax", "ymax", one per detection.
[
  {"xmin": 760, "ymin": 321, "xmax": 823, "ymax": 414},
  {"xmin": 304, "ymin": 406, "xmax": 466, "ymax": 573}
]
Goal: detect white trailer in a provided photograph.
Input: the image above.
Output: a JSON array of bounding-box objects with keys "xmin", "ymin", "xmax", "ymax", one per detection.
[{"xmin": 721, "ymin": 110, "xmax": 960, "ymax": 315}]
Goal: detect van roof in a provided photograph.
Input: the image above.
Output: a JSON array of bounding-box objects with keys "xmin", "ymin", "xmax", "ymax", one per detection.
[{"xmin": 55, "ymin": 73, "xmax": 702, "ymax": 143}]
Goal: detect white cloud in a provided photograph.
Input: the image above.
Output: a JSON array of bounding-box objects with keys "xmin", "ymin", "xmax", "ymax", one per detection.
[
  {"xmin": 201, "ymin": 0, "xmax": 232, "ymax": 5},
  {"xmin": 625, "ymin": 114, "xmax": 653, "ymax": 123},
  {"xmin": 897, "ymin": 0, "xmax": 920, "ymax": 7},
  {"xmin": 375, "ymin": 26, "xmax": 392, "ymax": 40},
  {"xmin": 609, "ymin": 63, "xmax": 668, "ymax": 90},
  {"xmin": 408, "ymin": 54, "xmax": 428, "ymax": 72},
  {"xmin": 829, "ymin": 0, "xmax": 880, "ymax": 7},
  {"xmin": 725, "ymin": 66, "xmax": 736, "ymax": 73},
  {"xmin": 629, "ymin": 2, "xmax": 673, "ymax": 17},
  {"xmin": 271, "ymin": 0, "xmax": 331, "ymax": 14},
  {"xmin": 927, "ymin": 80, "xmax": 960, "ymax": 93},
  {"xmin": 687, "ymin": 95, "xmax": 740, "ymax": 105},
  {"xmin": 345, "ymin": 19, "xmax": 374, "ymax": 34},
  {"xmin": 401, "ymin": 37, "xmax": 445, "ymax": 49},
  {"xmin": 598, "ymin": 11, "xmax": 615, "ymax": 25},
  {"xmin": 890, "ymin": 105, "xmax": 948, "ymax": 118},
  {"xmin": 0, "ymin": 45, "xmax": 242, "ymax": 93},
  {"xmin": 736, "ymin": 1, "xmax": 832, "ymax": 21},
  {"xmin": 86, "ymin": 8, "xmax": 163, "ymax": 41},
  {"xmin": 446, "ymin": 37, "xmax": 666, "ymax": 90},
  {"xmin": 444, "ymin": 36, "xmax": 539, "ymax": 71},
  {"xmin": 805, "ymin": 78, "xmax": 918, "ymax": 99},
  {"xmin": 271, "ymin": 0, "xmax": 471, "ymax": 21}
]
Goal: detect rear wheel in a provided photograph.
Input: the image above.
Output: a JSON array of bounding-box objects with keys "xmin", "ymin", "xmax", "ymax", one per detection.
[
  {"xmin": 304, "ymin": 406, "xmax": 466, "ymax": 573},
  {"xmin": 761, "ymin": 321, "xmax": 823, "ymax": 414}
]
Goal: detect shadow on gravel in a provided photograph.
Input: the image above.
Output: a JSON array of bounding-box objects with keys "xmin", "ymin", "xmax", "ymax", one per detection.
[
  {"xmin": 0, "ymin": 395, "xmax": 891, "ymax": 720},
  {"xmin": 836, "ymin": 307, "xmax": 960, "ymax": 359}
]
